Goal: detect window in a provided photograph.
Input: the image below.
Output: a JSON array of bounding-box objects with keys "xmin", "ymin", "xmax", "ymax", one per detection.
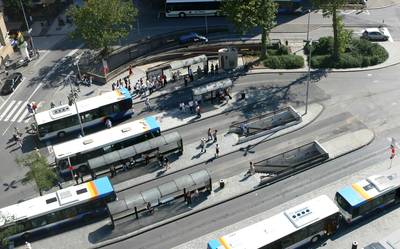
[
  {"xmin": 76, "ymin": 188, "xmax": 88, "ymax": 195},
  {"xmin": 46, "ymin": 197, "xmax": 57, "ymax": 204}
]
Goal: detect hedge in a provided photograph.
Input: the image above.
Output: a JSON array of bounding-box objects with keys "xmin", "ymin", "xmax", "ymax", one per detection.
[{"xmin": 263, "ymin": 54, "xmax": 304, "ymax": 69}]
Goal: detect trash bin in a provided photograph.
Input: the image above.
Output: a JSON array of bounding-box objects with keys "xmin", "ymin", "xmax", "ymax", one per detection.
[
  {"xmin": 219, "ymin": 179, "xmax": 225, "ymax": 188},
  {"xmin": 241, "ymin": 92, "xmax": 246, "ymax": 100},
  {"xmin": 352, "ymin": 241, "xmax": 358, "ymax": 249}
]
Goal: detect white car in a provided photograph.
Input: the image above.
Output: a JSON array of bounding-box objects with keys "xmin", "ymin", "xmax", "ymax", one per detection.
[{"xmin": 361, "ymin": 28, "xmax": 389, "ymax": 41}]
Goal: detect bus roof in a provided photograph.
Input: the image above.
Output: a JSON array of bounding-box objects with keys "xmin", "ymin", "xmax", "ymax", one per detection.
[
  {"xmin": 34, "ymin": 88, "xmax": 131, "ymax": 125},
  {"xmin": 52, "ymin": 116, "xmax": 160, "ymax": 160},
  {"xmin": 0, "ymin": 177, "xmax": 113, "ymax": 227},
  {"xmin": 209, "ymin": 195, "xmax": 339, "ymax": 249},
  {"xmin": 337, "ymin": 166, "xmax": 400, "ymax": 207}
]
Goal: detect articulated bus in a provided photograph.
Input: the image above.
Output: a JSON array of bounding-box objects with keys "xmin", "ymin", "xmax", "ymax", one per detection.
[
  {"xmin": 208, "ymin": 195, "xmax": 341, "ymax": 249},
  {"xmin": 0, "ymin": 177, "xmax": 115, "ymax": 246},
  {"xmin": 165, "ymin": 0, "xmax": 303, "ymax": 18},
  {"xmin": 335, "ymin": 166, "xmax": 400, "ymax": 224},
  {"xmin": 34, "ymin": 87, "xmax": 133, "ymax": 141},
  {"xmin": 52, "ymin": 116, "xmax": 160, "ymax": 179}
]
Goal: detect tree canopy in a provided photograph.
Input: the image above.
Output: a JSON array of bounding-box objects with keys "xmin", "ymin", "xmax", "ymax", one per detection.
[
  {"xmin": 221, "ymin": 0, "xmax": 277, "ymax": 58},
  {"xmin": 311, "ymin": 0, "xmax": 348, "ymax": 59},
  {"xmin": 3, "ymin": 0, "xmax": 32, "ymax": 19},
  {"xmin": 16, "ymin": 151, "xmax": 57, "ymax": 196},
  {"xmin": 68, "ymin": 0, "xmax": 138, "ymax": 53}
]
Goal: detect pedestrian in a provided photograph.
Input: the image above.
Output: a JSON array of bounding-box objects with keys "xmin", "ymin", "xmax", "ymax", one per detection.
[
  {"xmin": 89, "ymin": 76, "xmax": 93, "ymax": 86},
  {"xmin": 197, "ymin": 65, "xmax": 202, "ymax": 77},
  {"xmin": 201, "ymin": 137, "xmax": 207, "ymax": 153},
  {"xmin": 25, "ymin": 241, "xmax": 32, "ymax": 249},
  {"xmin": 145, "ymin": 97, "xmax": 151, "ymax": 111},
  {"xmin": 210, "ymin": 63, "xmax": 215, "ymax": 75},
  {"xmin": 112, "ymin": 82, "xmax": 116, "ymax": 91},
  {"xmin": 249, "ymin": 161, "xmax": 255, "ymax": 175},
  {"xmin": 158, "ymin": 153, "xmax": 165, "ymax": 167},
  {"xmin": 188, "ymin": 100, "xmax": 194, "ymax": 113},
  {"xmin": 164, "ymin": 157, "xmax": 170, "ymax": 170},
  {"xmin": 50, "ymin": 102, "xmax": 56, "ymax": 108},
  {"xmin": 188, "ymin": 67, "xmax": 193, "ymax": 81},
  {"xmin": 74, "ymin": 173, "xmax": 79, "ymax": 185},
  {"xmin": 215, "ymin": 63, "xmax": 219, "ymax": 74},
  {"xmin": 128, "ymin": 83, "xmax": 132, "ymax": 93},
  {"xmin": 213, "ymin": 129, "xmax": 218, "ymax": 142},
  {"xmin": 34, "ymin": 147, "xmax": 41, "ymax": 157},
  {"xmin": 207, "ymin": 128, "xmax": 212, "ymax": 141},
  {"xmin": 105, "ymin": 118, "xmax": 112, "ymax": 128},
  {"xmin": 27, "ymin": 103, "xmax": 33, "ymax": 114},
  {"xmin": 196, "ymin": 105, "xmax": 201, "ymax": 118},
  {"xmin": 110, "ymin": 165, "xmax": 116, "ymax": 177},
  {"xmin": 128, "ymin": 65, "xmax": 133, "ymax": 77},
  {"xmin": 14, "ymin": 126, "xmax": 22, "ymax": 137},
  {"xmin": 224, "ymin": 88, "xmax": 232, "ymax": 100},
  {"xmin": 204, "ymin": 63, "xmax": 209, "ymax": 75},
  {"xmin": 15, "ymin": 134, "xmax": 23, "ymax": 149},
  {"xmin": 215, "ymin": 143, "xmax": 220, "ymax": 158}
]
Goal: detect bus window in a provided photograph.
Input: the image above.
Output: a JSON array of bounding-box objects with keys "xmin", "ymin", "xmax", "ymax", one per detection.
[{"xmin": 335, "ymin": 193, "xmax": 352, "ymax": 214}]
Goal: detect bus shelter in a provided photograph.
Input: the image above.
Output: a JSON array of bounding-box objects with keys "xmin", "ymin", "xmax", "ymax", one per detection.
[
  {"xmin": 107, "ymin": 169, "xmax": 212, "ymax": 226},
  {"xmin": 192, "ymin": 78, "xmax": 233, "ymax": 104},
  {"xmin": 87, "ymin": 132, "xmax": 183, "ymax": 177},
  {"xmin": 146, "ymin": 54, "xmax": 208, "ymax": 82}
]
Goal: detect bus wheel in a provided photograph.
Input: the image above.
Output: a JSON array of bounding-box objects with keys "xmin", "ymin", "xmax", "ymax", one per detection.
[
  {"xmin": 179, "ymin": 12, "xmax": 186, "ymax": 18},
  {"xmin": 22, "ymin": 232, "xmax": 31, "ymax": 241},
  {"xmin": 311, "ymin": 235, "xmax": 321, "ymax": 243},
  {"xmin": 57, "ymin": 131, "xmax": 66, "ymax": 138}
]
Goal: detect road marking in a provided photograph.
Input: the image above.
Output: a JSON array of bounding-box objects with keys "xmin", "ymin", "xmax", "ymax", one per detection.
[
  {"xmin": 0, "ymin": 100, "xmax": 15, "ymax": 121},
  {"xmin": 4, "ymin": 101, "xmax": 22, "ymax": 121},
  {"xmin": 0, "ymin": 78, "xmax": 25, "ymax": 113},
  {"xmin": 11, "ymin": 101, "xmax": 28, "ymax": 122},
  {"xmin": 18, "ymin": 109, "xmax": 29, "ymax": 123}
]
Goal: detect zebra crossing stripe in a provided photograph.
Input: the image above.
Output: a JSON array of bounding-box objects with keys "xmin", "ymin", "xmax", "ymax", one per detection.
[
  {"xmin": 0, "ymin": 100, "xmax": 16, "ymax": 121},
  {"xmin": 18, "ymin": 109, "xmax": 29, "ymax": 123},
  {"xmin": 4, "ymin": 101, "xmax": 23, "ymax": 122},
  {"xmin": 11, "ymin": 101, "xmax": 28, "ymax": 122}
]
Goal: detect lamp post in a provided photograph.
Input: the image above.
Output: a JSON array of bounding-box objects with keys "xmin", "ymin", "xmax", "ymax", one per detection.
[
  {"xmin": 66, "ymin": 71, "xmax": 85, "ymax": 136},
  {"xmin": 304, "ymin": 9, "xmax": 312, "ymax": 115},
  {"xmin": 19, "ymin": 0, "xmax": 36, "ymax": 53},
  {"xmin": 205, "ymin": 15, "xmax": 208, "ymax": 35}
]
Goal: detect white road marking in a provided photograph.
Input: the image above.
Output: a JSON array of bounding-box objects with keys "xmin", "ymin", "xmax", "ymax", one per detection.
[
  {"xmin": 4, "ymin": 101, "xmax": 22, "ymax": 121},
  {"xmin": 17, "ymin": 109, "xmax": 29, "ymax": 123},
  {"xmin": 11, "ymin": 101, "xmax": 28, "ymax": 122},
  {"xmin": 0, "ymin": 100, "xmax": 15, "ymax": 121}
]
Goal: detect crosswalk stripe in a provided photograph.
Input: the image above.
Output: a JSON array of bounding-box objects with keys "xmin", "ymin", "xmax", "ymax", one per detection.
[
  {"xmin": 0, "ymin": 100, "xmax": 16, "ymax": 121},
  {"xmin": 11, "ymin": 101, "xmax": 28, "ymax": 122},
  {"xmin": 18, "ymin": 109, "xmax": 29, "ymax": 123},
  {"xmin": 4, "ymin": 101, "xmax": 22, "ymax": 122},
  {"xmin": 24, "ymin": 115, "xmax": 32, "ymax": 123}
]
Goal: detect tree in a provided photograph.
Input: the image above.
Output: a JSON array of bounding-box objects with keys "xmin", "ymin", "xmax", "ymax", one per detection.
[
  {"xmin": 3, "ymin": 0, "xmax": 32, "ymax": 20},
  {"xmin": 337, "ymin": 16, "xmax": 352, "ymax": 54},
  {"xmin": 221, "ymin": 0, "xmax": 277, "ymax": 59},
  {"xmin": 67, "ymin": 0, "xmax": 138, "ymax": 55},
  {"xmin": 311, "ymin": 0, "xmax": 347, "ymax": 59},
  {"xmin": 16, "ymin": 151, "xmax": 58, "ymax": 196}
]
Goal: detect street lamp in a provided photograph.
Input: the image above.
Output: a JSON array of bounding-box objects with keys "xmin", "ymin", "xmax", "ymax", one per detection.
[
  {"xmin": 19, "ymin": 0, "xmax": 36, "ymax": 53},
  {"xmin": 304, "ymin": 9, "xmax": 312, "ymax": 115},
  {"xmin": 66, "ymin": 71, "xmax": 85, "ymax": 136}
]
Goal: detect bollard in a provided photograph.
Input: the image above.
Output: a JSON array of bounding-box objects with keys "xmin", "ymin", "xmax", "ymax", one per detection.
[
  {"xmin": 219, "ymin": 179, "xmax": 225, "ymax": 188},
  {"xmin": 352, "ymin": 241, "xmax": 358, "ymax": 249}
]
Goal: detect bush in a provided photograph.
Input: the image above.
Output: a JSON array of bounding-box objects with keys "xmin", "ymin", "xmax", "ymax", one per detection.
[
  {"xmin": 334, "ymin": 53, "xmax": 361, "ymax": 68},
  {"xmin": 264, "ymin": 54, "xmax": 304, "ymax": 69}
]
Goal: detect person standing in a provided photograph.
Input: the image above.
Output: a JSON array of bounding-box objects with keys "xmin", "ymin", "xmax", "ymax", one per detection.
[
  {"xmin": 128, "ymin": 65, "xmax": 133, "ymax": 77},
  {"xmin": 74, "ymin": 173, "xmax": 79, "ymax": 185},
  {"xmin": 188, "ymin": 100, "xmax": 194, "ymax": 113},
  {"xmin": 164, "ymin": 157, "xmax": 170, "ymax": 170},
  {"xmin": 145, "ymin": 97, "xmax": 151, "ymax": 111},
  {"xmin": 210, "ymin": 63, "xmax": 215, "ymax": 75},
  {"xmin": 207, "ymin": 128, "xmax": 212, "ymax": 141},
  {"xmin": 215, "ymin": 144, "xmax": 220, "ymax": 158},
  {"xmin": 213, "ymin": 129, "xmax": 218, "ymax": 143},
  {"xmin": 196, "ymin": 105, "xmax": 201, "ymax": 118},
  {"xmin": 200, "ymin": 137, "xmax": 207, "ymax": 153}
]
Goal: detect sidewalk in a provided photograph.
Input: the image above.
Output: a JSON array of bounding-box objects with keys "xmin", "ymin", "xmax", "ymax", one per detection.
[{"xmin": 367, "ymin": 0, "xmax": 400, "ymax": 9}]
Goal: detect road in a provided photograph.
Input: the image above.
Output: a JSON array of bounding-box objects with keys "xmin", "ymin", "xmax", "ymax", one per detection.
[{"xmin": 1, "ymin": 3, "xmax": 400, "ymax": 248}]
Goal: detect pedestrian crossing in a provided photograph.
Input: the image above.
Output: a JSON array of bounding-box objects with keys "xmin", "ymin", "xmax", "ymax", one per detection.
[{"xmin": 0, "ymin": 100, "xmax": 33, "ymax": 123}]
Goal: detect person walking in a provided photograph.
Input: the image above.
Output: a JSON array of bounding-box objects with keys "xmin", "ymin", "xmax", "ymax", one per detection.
[
  {"xmin": 25, "ymin": 241, "xmax": 32, "ymax": 249},
  {"xmin": 207, "ymin": 128, "xmax": 212, "ymax": 141},
  {"xmin": 26, "ymin": 103, "xmax": 33, "ymax": 114},
  {"xmin": 210, "ymin": 63, "xmax": 215, "ymax": 75},
  {"xmin": 105, "ymin": 118, "xmax": 112, "ymax": 128},
  {"xmin": 215, "ymin": 144, "xmax": 220, "ymax": 158},
  {"xmin": 213, "ymin": 129, "xmax": 218, "ymax": 143},
  {"xmin": 145, "ymin": 97, "xmax": 151, "ymax": 111},
  {"xmin": 196, "ymin": 105, "xmax": 201, "ymax": 118},
  {"xmin": 164, "ymin": 157, "xmax": 170, "ymax": 170},
  {"xmin": 15, "ymin": 134, "xmax": 23, "ymax": 149},
  {"xmin": 200, "ymin": 137, "xmax": 207, "ymax": 153},
  {"xmin": 128, "ymin": 65, "xmax": 133, "ymax": 77},
  {"xmin": 74, "ymin": 173, "xmax": 79, "ymax": 185}
]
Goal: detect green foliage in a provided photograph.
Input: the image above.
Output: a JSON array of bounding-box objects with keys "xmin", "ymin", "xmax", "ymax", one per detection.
[
  {"xmin": 16, "ymin": 152, "xmax": 57, "ymax": 195},
  {"xmin": 263, "ymin": 54, "xmax": 304, "ymax": 69},
  {"xmin": 0, "ymin": 223, "xmax": 24, "ymax": 247},
  {"xmin": 3, "ymin": 0, "xmax": 32, "ymax": 19},
  {"xmin": 221, "ymin": 0, "xmax": 277, "ymax": 58},
  {"xmin": 337, "ymin": 16, "xmax": 352, "ymax": 54},
  {"xmin": 309, "ymin": 38, "xmax": 388, "ymax": 68},
  {"xmin": 68, "ymin": 0, "xmax": 138, "ymax": 53}
]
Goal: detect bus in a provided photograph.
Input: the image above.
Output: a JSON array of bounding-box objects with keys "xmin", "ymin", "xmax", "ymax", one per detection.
[
  {"xmin": 165, "ymin": 0, "xmax": 222, "ymax": 17},
  {"xmin": 52, "ymin": 116, "xmax": 161, "ymax": 179},
  {"xmin": 207, "ymin": 195, "xmax": 341, "ymax": 249},
  {"xmin": 164, "ymin": 0, "xmax": 303, "ymax": 18},
  {"xmin": 0, "ymin": 177, "xmax": 115, "ymax": 246},
  {"xmin": 34, "ymin": 87, "xmax": 133, "ymax": 141},
  {"xmin": 335, "ymin": 167, "xmax": 400, "ymax": 224}
]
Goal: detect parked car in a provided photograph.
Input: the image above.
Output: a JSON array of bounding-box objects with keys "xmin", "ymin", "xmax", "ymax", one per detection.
[
  {"xmin": 361, "ymin": 28, "xmax": 389, "ymax": 41},
  {"xmin": 1, "ymin": 72, "xmax": 23, "ymax": 95},
  {"xmin": 179, "ymin": 32, "xmax": 208, "ymax": 44}
]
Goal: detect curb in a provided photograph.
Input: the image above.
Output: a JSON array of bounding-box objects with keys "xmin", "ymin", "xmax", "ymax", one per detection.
[
  {"xmin": 366, "ymin": 2, "xmax": 400, "ymax": 10},
  {"xmin": 92, "ymin": 126, "xmax": 375, "ymax": 249},
  {"xmin": 91, "ymin": 104, "xmax": 325, "ymax": 248}
]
